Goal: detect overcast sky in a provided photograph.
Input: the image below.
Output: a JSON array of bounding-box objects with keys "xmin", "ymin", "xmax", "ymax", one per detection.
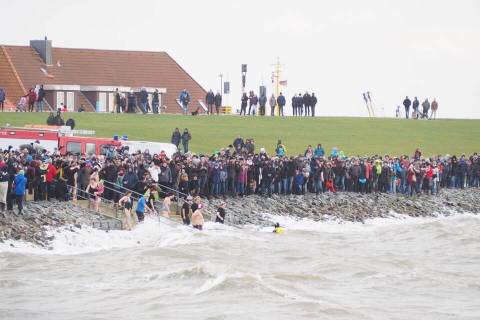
[{"xmin": 3, "ymin": 0, "xmax": 480, "ymax": 118}]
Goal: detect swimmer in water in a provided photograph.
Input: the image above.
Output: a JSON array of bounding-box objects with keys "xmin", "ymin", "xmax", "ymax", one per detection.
[{"xmin": 273, "ymin": 223, "xmax": 284, "ymax": 234}]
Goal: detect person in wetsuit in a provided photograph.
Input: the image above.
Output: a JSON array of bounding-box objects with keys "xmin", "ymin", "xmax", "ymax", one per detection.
[
  {"xmin": 181, "ymin": 196, "xmax": 193, "ymax": 225},
  {"xmin": 215, "ymin": 202, "xmax": 227, "ymax": 224}
]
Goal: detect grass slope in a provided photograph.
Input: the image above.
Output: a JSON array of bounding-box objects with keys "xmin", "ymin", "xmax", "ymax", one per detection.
[{"xmin": 1, "ymin": 113, "xmax": 479, "ymax": 156}]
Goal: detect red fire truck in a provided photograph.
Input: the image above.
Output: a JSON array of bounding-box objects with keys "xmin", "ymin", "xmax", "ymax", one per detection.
[{"xmin": 0, "ymin": 126, "xmax": 121, "ymax": 156}]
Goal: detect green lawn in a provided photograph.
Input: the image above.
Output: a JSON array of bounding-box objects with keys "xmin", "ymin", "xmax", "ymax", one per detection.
[{"xmin": 1, "ymin": 113, "xmax": 479, "ymax": 157}]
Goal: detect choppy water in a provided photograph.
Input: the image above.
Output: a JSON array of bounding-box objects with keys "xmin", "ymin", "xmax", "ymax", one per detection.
[{"xmin": 1, "ymin": 213, "xmax": 479, "ymax": 320}]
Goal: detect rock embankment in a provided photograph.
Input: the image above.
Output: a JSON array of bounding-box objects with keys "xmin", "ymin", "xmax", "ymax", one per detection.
[
  {"xmin": 2, "ymin": 189, "xmax": 480, "ymax": 247},
  {"xmin": 0, "ymin": 201, "xmax": 120, "ymax": 248},
  {"xmin": 207, "ymin": 189, "xmax": 480, "ymax": 226}
]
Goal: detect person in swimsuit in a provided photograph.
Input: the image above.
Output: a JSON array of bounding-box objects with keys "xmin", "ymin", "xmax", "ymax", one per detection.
[
  {"xmin": 191, "ymin": 203, "xmax": 204, "ymax": 230},
  {"xmin": 118, "ymin": 191, "xmax": 134, "ymax": 230},
  {"xmin": 85, "ymin": 177, "xmax": 101, "ymax": 212},
  {"xmin": 161, "ymin": 192, "xmax": 175, "ymax": 217}
]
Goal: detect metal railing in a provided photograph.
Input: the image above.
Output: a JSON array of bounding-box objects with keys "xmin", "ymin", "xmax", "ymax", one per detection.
[
  {"xmin": 45, "ymin": 179, "xmax": 124, "ymax": 230},
  {"xmin": 102, "ymin": 180, "xmax": 218, "ymax": 224}
]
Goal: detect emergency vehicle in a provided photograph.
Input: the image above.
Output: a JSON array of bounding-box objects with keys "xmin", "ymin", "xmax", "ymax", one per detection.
[{"xmin": 0, "ymin": 125, "xmax": 177, "ymax": 157}]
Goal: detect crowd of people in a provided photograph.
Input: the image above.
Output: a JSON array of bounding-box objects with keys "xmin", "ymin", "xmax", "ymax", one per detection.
[
  {"xmin": 238, "ymin": 91, "xmax": 317, "ymax": 117},
  {"xmin": 0, "ymin": 85, "xmax": 47, "ymax": 113},
  {"xmin": 1, "ymin": 134, "xmax": 479, "ymax": 221},
  {"xmin": 400, "ymin": 96, "xmax": 439, "ymax": 120}
]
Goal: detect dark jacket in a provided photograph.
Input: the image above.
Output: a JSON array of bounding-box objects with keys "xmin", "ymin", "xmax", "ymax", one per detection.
[
  {"xmin": 206, "ymin": 92, "xmax": 215, "ymax": 104},
  {"xmin": 181, "ymin": 132, "xmax": 191, "ymax": 143},
  {"xmin": 403, "ymin": 98, "xmax": 411, "ymax": 108},
  {"xmin": 139, "ymin": 90, "xmax": 148, "ymax": 103},
  {"xmin": 37, "ymin": 88, "xmax": 45, "ymax": 102},
  {"xmin": 303, "ymin": 93, "xmax": 311, "ymax": 106},
  {"xmin": 259, "ymin": 95, "xmax": 267, "ymax": 107},
  {"xmin": 311, "ymin": 95, "xmax": 317, "ymax": 107},
  {"xmin": 214, "ymin": 93, "xmax": 222, "ymax": 107},
  {"xmin": 171, "ymin": 131, "xmax": 181, "ymax": 145},
  {"xmin": 277, "ymin": 95, "xmax": 286, "ymax": 107}
]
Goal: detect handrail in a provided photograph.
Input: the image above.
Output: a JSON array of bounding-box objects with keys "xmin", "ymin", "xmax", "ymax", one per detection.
[
  {"xmin": 103, "ymin": 179, "xmax": 189, "ymax": 198},
  {"xmin": 49, "ymin": 179, "xmax": 123, "ymax": 230},
  {"xmin": 102, "ymin": 180, "xmax": 217, "ymax": 223}
]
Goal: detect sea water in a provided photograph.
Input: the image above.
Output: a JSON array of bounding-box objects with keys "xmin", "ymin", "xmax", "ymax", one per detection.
[{"xmin": 1, "ymin": 214, "xmax": 479, "ymax": 320}]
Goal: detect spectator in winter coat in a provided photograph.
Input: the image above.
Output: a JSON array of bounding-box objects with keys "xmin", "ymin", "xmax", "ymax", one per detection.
[
  {"xmin": 27, "ymin": 89, "xmax": 37, "ymax": 112},
  {"xmin": 152, "ymin": 89, "xmax": 160, "ymax": 114},
  {"xmin": 179, "ymin": 89, "xmax": 190, "ymax": 115},
  {"xmin": 139, "ymin": 88, "xmax": 148, "ymax": 114},
  {"xmin": 297, "ymin": 93, "xmax": 304, "ymax": 116},
  {"xmin": 422, "ymin": 99, "xmax": 430, "ymax": 119},
  {"xmin": 0, "ymin": 166, "xmax": 9, "ymax": 210},
  {"xmin": 291, "ymin": 95, "xmax": 297, "ymax": 116},
  {"xmin": 206, "ymin": 90, "xmax": 215, "ymax": 115},
  {"xmin": 14, "ymin": 170, "xmax": 27, "ymax": 214},
  {"xmin": 430, "ymin": 99, "xmax": 438, "ymax": 119},
  {"xmin": 240, "ymin": 93, "xmax": 248, "ymax": 116},
  {"xmin": 403, "ymin": 96, "xmax": 411, "ymax": 119},
  {"xmin": 0, "ymin": 87, "xmax": 5, "ymax": 112},
  {"xmin": 249, "ymin": 94, "xmax": 259, "ymax": 116},
  {"xmin": 259, "ymin": 94, "xmax": 267, "ymax": 116},
  {"xmin": 214, "ymin": 92, "xmax": 222, "ymax": 115},
  {"xmin": 36, "ymin": 85, "xmax": 45, "ymax": 112},
  {"xmin": 303, "ymin": 92, "xmax": 312, "ymax": 117},
  {"xmin": 276, "ymin": 93, "xmax": 286, "ymax": 117},
  {"xmin": 171, "ymin": 128, "xmax": 181, "ymax": 148},
  {"xmin": 412, "ymin": 97, "xmax": 419, "ymax": 119},
  {"xmin": 269, "ymin": 94, "xmax": 276, "ymax": 116},
  {"xmin": 314, "ymin": 144, "xmax": 325, "ymax": 158},
  {"xmin": 311, "ymin": 93, "xmax": 318, "ymax": 117},
  {"xmin": 127, "ymin": 91, "xmax": 136, "ymax": 113},
  {"xmin": 181, "ymin": 128, "xmax": 192, "ymax": 153}
]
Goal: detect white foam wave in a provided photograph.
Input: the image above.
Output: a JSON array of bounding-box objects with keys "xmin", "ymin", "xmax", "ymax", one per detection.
[{"xmin": 258, "ymin": 211, "xmax": 480, "ymax": 233}]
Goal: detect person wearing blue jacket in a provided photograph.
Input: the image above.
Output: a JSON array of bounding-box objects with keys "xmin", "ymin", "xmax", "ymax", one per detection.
[
  {"xmin": 276, "ymin": 93, "xmax": 286, "ymax": 117},
  {"xmin": 294, "ymin": 170, "xmax": 305, "ymax": 195},
  {"xmin": 14, "ymin": 170, "xmax": 27, "ymax": 214},
  {"xmin": 314, "ymin": 144, "xmax": 325, "ymax": 158}
]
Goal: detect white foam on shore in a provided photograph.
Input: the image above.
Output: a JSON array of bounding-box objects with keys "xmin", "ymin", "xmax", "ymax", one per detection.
[
  {"xmin": 2, "ymin": 212, "xmax": 479, "ymax": 255},
  {"xmin": 257, "ymin": 211, "xmax": 480, "ymax": 233}
]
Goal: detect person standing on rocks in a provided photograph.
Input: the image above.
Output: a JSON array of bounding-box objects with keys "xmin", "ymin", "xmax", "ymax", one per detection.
[
  {"xmin": 14, "ymin": 169, "xmax": 27, "ymax": 215},
  {"xmin": 0, "ymin": 165, "xmax": 10, "ymax": 211}
]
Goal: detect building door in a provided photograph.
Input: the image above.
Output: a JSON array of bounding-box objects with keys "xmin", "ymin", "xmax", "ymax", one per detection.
[
  {"xmin": 98, "ymin": 92, "xmax": 107, "ymax": 112},
  {"xmin": 108, "ymin": 92, "xmax": 114, "ymax": 112},
  {"xmin": 56, "ymin": 91, "xmax": 65, "ymax": 109},
  {"xmin": 66, "ymin": 92, "xmax": 75, "ymax": 112}
]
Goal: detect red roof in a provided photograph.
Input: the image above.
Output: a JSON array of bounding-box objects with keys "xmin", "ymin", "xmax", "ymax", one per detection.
[{"xmin": 0, "ymin": 44, "xmax": 207, "ymax": 113}]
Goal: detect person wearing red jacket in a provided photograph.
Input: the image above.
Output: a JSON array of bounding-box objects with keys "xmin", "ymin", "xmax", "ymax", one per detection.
[
  {"xmin": 27, "ymin": 88, "xmax": 37, "ymax": 112},
  {"xmin": 45, "ymin": 159, "xmax": 57, "ymax": 201}
]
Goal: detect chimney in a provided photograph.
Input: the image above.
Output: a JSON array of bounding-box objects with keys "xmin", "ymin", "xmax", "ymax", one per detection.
[{"xmin": 30, "ymin": 36, "xmax": 53, "ymax": 65}]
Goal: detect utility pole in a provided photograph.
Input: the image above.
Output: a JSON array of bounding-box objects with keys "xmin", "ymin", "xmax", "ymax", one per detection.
[
  {"xmin": 219, "ymin": 73, "xmax": 223, "ymax": 96},
  {"xmin": 271, "ymin": 57, "xmax": 284, "ymax": 116}
]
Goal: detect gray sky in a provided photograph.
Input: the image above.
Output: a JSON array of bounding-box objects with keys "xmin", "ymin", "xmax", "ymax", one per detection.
[{"xmin": 3, "ymin": 0, "xmax": 480, "ymax": 118}]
